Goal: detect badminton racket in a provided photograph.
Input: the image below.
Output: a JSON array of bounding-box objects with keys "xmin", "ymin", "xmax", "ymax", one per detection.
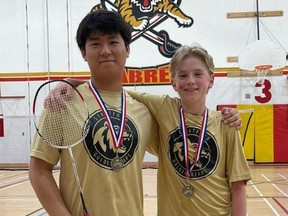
[{"xmin": 32, "ymin": 80, "xmax": 90, "ymax": 216}]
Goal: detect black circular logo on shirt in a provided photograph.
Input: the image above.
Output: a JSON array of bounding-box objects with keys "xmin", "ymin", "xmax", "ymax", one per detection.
[
  {"xmin": 84, "ymin": 109, "xmax": 139, "ymax": 170},
  {"xmin": 168, "ymin": 126, "xmax": 219, "ymax": 179}
]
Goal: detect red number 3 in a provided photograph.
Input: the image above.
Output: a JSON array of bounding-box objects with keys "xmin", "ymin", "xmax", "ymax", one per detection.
[{"xmin": 255, "ymin": 79, "xmax": 272, "ymax": 103}]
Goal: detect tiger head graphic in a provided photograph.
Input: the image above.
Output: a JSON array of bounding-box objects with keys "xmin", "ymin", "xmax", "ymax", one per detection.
[
  {"xmin": 85, "ymin": 109, "xmax": 139, "ymax": 170},
  {"xmin": 92, "ymin": 0, "xmax": 193, "ymax": 31}
]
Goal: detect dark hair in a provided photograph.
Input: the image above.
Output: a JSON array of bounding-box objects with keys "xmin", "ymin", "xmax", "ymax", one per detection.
[{"xmin": 76, "ymin": 10, "xmax": 132, "ymax": 50}]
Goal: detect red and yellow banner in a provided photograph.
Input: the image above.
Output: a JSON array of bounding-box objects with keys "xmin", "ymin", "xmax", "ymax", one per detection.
[{"xmin": 217, "ymin": 104, "xmax": 288, "ymax": 163}]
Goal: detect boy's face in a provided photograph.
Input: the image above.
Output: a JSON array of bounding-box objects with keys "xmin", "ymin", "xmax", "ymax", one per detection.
[
  {"xmin": 81, "ymin": 31, "xmax": 130, "ymax": 84},
  {"xmin": 172, "ymin": 56, "xmax": 214, "ymax": 105}
]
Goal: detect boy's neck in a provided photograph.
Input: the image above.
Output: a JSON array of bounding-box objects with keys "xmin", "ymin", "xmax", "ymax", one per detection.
[
  {"xmin": 181, "ymin": 102, "xmax": 206, "ymax": 116},
  {"xmin": 91, "ymin": 79, "xmax": 123, "ymax": 91}
]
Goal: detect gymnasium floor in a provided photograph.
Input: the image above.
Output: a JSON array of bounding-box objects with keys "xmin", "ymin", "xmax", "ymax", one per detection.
[{"xmin": 0, "ymin": 164, "xmax": 288, "ymax": 216}]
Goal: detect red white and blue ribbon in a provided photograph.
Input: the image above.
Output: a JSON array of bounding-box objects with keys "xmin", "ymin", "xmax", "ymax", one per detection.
[
  {"xmin": 89, "ymin": 80, "xmax": 126, "ymax": 149},
  {"xmin": 180, "ymin": 107, "xmax": 208, "ymax": 177}
]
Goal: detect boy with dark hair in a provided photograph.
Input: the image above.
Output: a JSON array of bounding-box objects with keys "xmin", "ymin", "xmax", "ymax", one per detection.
[{"xmin": 29, "ymin": 10, "xmax": 158, "ymax": 216}]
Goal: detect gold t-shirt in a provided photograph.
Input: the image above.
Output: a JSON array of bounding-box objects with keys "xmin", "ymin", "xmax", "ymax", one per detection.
[
  {"xmin": 31, "ymin": 83, "xmax": 159, "ymax": 216},
  {"xmin": 128, "ymin": 91, "xmax": 251, "ymax": 216}
]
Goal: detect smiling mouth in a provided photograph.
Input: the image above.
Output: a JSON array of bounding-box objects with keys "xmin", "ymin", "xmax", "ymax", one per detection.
[
  {"xmin": 184, "ymin": 88, "xmax": 197, "ymax": 92},
  {"xmin": 100, "ymin": 60, "xmax": 114, "ymax": 63}
]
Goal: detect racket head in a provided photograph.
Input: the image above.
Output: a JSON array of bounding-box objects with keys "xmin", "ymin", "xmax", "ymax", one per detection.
[{"xmin": 33, "ymin": 80, "xmax": 90, "ymax": 149}]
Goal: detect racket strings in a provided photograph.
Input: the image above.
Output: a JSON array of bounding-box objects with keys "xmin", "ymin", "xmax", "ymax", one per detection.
[{"xmin": 34, "ymin": 82, "xmax": 89, "ymax": 149}]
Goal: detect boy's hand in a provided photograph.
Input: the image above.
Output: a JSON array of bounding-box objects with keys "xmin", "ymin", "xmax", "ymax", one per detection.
[
  {"xmin": 221, "ymin": 107, "xmax": 242, "ymax": 130},
  {"xmin": 44, "ymin": 81, "xmax": 74, "ymax": 110}
]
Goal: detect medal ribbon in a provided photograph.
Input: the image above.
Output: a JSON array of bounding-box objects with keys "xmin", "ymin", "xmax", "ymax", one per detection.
[
  {"xmin": 180, "ymin": 107, "xmax": 208, "ymax": 177},
  {"xmin": 89, "ymin": 80, "xmax": 126, "ymax": 149}
]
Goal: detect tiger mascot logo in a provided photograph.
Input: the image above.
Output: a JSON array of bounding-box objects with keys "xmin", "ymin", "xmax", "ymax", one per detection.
[
  {"xmin": 85, "ymin": 109, "xmax": 138, "ymax": 170},
  {"xmin": 92, "ymin": 0, "xmax": 193, "ymax": 31},
  {"xmin": 168, "ymin": 126, "xmax": 219, "ymax": 180}
]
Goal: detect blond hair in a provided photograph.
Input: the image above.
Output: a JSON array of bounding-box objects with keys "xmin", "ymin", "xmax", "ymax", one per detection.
[{"xmin": 169, "ymin": 43, "xmax": 214, "ymax": 78}]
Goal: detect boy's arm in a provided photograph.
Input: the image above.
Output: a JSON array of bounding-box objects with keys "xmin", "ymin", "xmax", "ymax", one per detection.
[
  {"xmin": 231, "ymin": 180, "xmax": 247, "ymax": 216},
  {"xmin": 29, "ymin": 157, "xmax": 71, "ymax": 216},
  {"xmin": 45, "ymin": 79, "xmax": 242, "ymax": 131}
]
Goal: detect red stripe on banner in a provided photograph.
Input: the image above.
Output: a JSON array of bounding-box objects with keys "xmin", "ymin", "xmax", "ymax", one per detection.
[
  {"xmin": 273, "ymin": 104, "xmax": 288, "ymax": 162},
  {"xmin": 0, "ymin": 114, "xmax": 4, "ymax": 137},
  {"xmin": 216, "ymin": 104, "xmax": 237, "ymax": 111},
  {"xmin": 0, "ymin": 70, "xmax": 287, "ymax": 82},
  {"xmin": 214, "ymin": 72, "xmax": 228, "ymax": 77}
]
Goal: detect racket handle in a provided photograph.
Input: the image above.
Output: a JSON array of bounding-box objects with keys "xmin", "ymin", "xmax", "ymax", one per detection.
[
  {"xmin": 83, "ymin": 207, "xmax": 89, "ymax": 216},
  {"xmin": 80, "ymin": 193, "xmax": 89, "ymax": 216}
]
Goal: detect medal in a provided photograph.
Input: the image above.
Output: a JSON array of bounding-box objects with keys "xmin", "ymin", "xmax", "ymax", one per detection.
[
  {"xmin": 180, "ymin": 107, "xmax": 208, "ymax": 197},
  {"xmin": 89, "ymin": 80, "xmax": 126, "ymax": 172},
  {"xmin": 183, "ymin": 184, "xmax": 194, "ymax": 198},
  {"xmin": 180, "ymin": 107, "xmax": 208, "ymax": 175},
  {"xmin": 111, "ymin": 156, "xmax": 124, "ymax": 171}
]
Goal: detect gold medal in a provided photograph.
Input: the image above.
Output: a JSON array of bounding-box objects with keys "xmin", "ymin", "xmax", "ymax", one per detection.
[
  {"xmin": 179, "ymin": 107, "xmax": 207, "ymax": 198},
  {"xmin": 111, "ymin": 156, "xmax": 124, "ymax": 171},
  {"xmin": 183, "ymin": 184, "xmax": 194, "ymax": 198}
]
